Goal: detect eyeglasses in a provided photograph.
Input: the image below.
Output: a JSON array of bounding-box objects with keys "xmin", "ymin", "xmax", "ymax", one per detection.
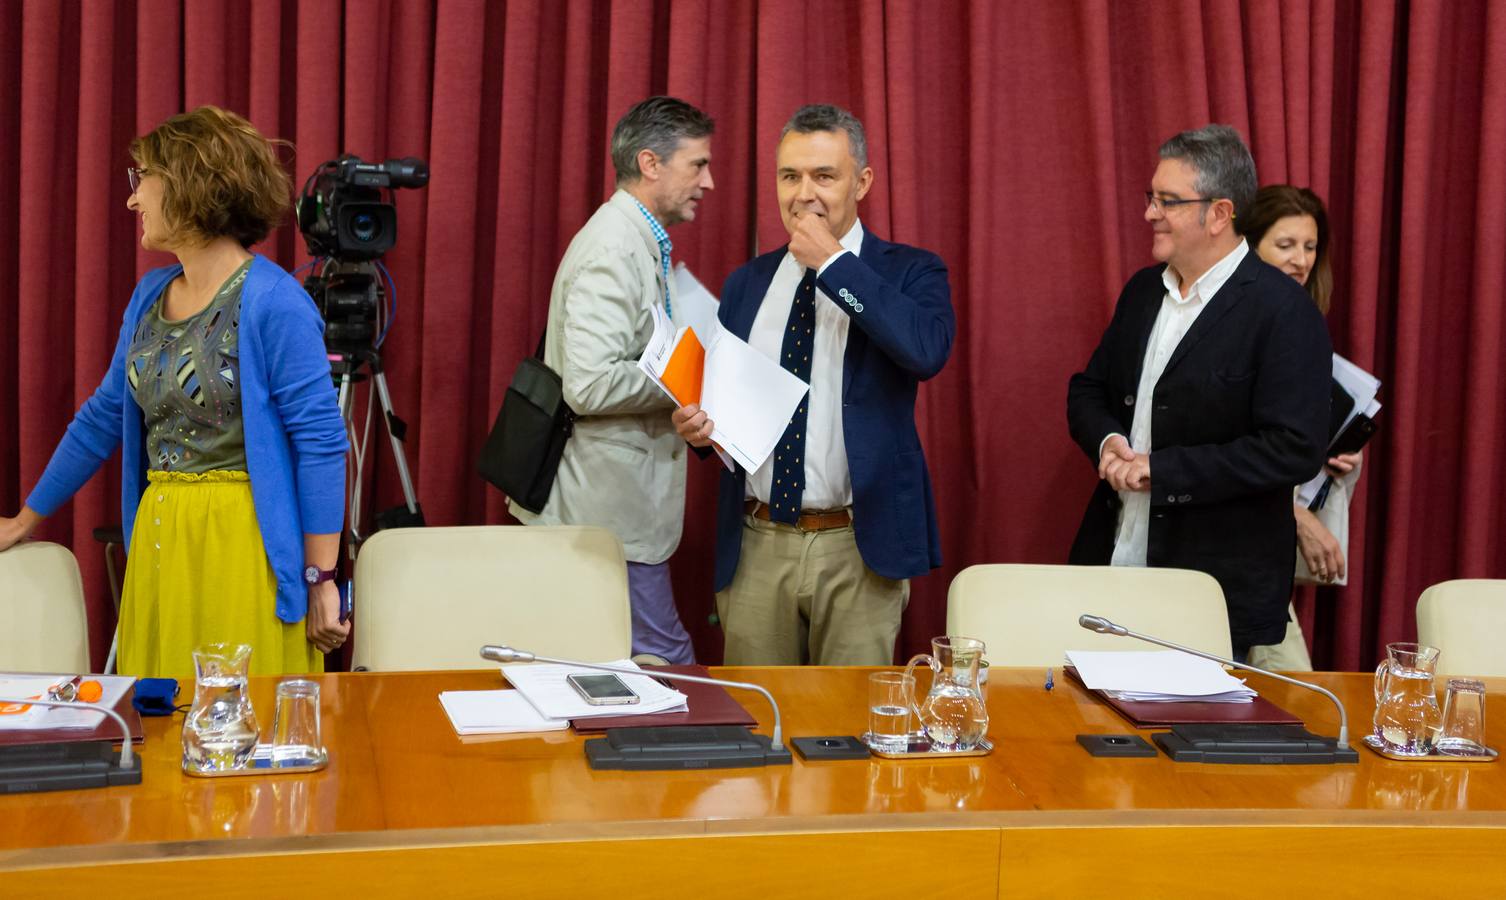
[
  {"xmin": 127, "ymin": 166, "xmax": 149, "ymax": 193},
  {"xmin": 1144, "ymin": 191, "xmax": 1215, "ymax": 214}
]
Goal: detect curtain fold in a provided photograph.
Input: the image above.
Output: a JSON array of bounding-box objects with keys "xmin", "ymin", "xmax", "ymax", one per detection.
[{"xmin": 1, "ymin": 0, "xmax": 1501, "ymax": 672}]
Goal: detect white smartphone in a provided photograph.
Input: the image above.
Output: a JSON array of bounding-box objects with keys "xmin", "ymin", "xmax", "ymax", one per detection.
[{"xmin": 566, "ymin": 673, "xmax": 640, "ymax": 706}]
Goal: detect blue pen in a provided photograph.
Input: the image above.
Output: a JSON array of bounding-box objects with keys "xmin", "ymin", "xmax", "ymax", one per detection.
[{"xmin": 1044, "ymin": 667, "xmax": 1054, "ymax": 692}]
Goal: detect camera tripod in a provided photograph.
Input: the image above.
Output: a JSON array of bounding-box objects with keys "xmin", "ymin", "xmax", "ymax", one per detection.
[{"xmin": 334, "ymin": 346, "xmax": 425, "ymax": 540}]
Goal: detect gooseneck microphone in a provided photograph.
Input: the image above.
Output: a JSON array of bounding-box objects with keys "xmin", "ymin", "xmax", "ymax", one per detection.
[
  {"xmin": 1077, "ymin": 614, "xmax": 1351, "ymax": 749},
  {"xmin": 479, "ymin": 645, "xmax": 785, "ymax": 752}
]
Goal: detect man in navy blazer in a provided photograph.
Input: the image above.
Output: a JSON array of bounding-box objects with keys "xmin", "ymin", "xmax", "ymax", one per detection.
[
  {"xmin": 674, "ymin": 105, "xmax": 954, "ymax": 665},
  {"xmin": 1067, "ymin": 125, "xmax": 1331, "ymax": 657}
]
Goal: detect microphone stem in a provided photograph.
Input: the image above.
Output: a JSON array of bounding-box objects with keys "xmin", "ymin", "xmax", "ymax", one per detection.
[
  {"xmin": 1116, "ymin": 630, "xmax": 1349, "ymax": 747},
  {"xmin": 491, "ymin": 653, "xmax": 784, "ymax": 752},
  {"xmin": 0, "ymin": 696, "xmax": 136, "ymax": 768}
]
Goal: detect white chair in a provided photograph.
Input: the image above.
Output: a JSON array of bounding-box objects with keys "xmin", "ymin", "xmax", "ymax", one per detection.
[
  {"xmin": 946, "ymin": 563, "xmax": 1232, "ymax": 666},
  {"xmin": 352, "ymin": 525, "xmax": 632, "ymax": 671},
  {"xmin": 0, "ymin": 541, "xmax": 90, "ymax": 673},
  {"xmin": 1416, "ymin": 579, "xmax": 1506, "ymax": 677}
]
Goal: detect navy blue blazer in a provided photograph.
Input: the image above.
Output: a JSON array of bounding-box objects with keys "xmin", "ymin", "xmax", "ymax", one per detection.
[
  {"xmin": 712, "ymin": 229, "xmax": 955, "ymax": 591},
  {"xmin": 1066, "ymin": 252, "xmax": 1332, "ymax": 648}
]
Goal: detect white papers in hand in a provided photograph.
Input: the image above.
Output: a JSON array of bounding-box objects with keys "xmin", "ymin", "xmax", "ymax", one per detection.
[
  {"xmin": 671, "ymin": 263, "xmax": 720, "ymax": 341},
  {"xmin": 1296, "ymin": 353, "xmax": 1382, "ymax": 505},
  {"xmin": 438, "ymin": 690, "xmax": 570, "ymax": 735},
  {"xmin": 0, "ymin": 674, "xmax": 137, "ymax": 730},
  {"xmin": 499, "ymin": 660, "xmax": 689, "ymax": 720},
  {"xmin": 1065, "ymin": 650, "xmax": 1256, "ymax": 702},
  {"xmin": 636, "ymin": 267, "xmax": 808, "ymax": 473}
]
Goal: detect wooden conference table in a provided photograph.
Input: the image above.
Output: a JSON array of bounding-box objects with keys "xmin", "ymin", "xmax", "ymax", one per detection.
[{"xmin": 1, "ymin": 667, "xmax": 1503, "ymax": 898}]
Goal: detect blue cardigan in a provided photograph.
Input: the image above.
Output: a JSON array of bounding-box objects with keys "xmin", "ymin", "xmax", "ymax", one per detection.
[{"xmin": 27, "ymin": 256, "xmax": 349, "ymax": 623}]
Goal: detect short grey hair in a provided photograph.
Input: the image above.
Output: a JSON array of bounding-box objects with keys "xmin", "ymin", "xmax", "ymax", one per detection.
[
  {"xmin": 610, "ymin": 96, "xmax": 714, "ymax": 187},
  {"xmin": 780, "ymin": 104, "xmax": 868, "ymax": 170},
  {"xmin": 1158, "ymin": 124, "xmax": 1258, "ymax": 220}
]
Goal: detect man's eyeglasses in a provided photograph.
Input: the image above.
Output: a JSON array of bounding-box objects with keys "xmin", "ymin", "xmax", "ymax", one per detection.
[
  {"xmin": 127, "ymin": 166, "xmax": 149, "ymax": 194},
  {"xmin": 1144, "ymin": 192, "xmax": 1215, "ymax": 214}
]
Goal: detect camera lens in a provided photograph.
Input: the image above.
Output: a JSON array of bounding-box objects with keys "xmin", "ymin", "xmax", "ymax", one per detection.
[{"xmin": 350, "ymin": 212, "xmax": 382, "ymax": 243}]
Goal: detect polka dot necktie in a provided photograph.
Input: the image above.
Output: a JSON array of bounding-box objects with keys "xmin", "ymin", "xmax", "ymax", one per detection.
[{"xmin": 770, "ymin": 268, "xmax": 817, "ymax": 525}]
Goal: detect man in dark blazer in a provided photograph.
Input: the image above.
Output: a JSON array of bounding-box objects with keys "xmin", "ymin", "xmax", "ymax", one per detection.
[
  {"xmin": 1067, "ymin": 124, "xmax": 1331, "ymax": 657},
  {"xmin": 674, "ymin": 104, "xmax": 954, "ymax": 665}
]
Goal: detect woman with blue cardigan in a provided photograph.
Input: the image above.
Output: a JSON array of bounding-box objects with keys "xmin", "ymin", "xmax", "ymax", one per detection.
[{"xmin": 0, "ymin": 106, "xmax": 350, "ymax": 678}]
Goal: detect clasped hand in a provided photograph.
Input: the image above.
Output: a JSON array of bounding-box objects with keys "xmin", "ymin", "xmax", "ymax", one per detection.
[
  {"xmin": 1099, "ymin": 435, "xmax": 1150, "ymax": 492},
  {"xmin": 787, "ymin": 212, "xmax": 844, "ymax": 270}
]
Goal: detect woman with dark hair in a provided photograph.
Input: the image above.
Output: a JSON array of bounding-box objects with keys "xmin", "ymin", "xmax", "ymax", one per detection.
[
  {"xmin": 1239, "ymin": 184, "xmax": 1360, "ymax": 671},
  {"xmin": 0, "ymin": 106, "xmax": 349, "ymax": 678}
]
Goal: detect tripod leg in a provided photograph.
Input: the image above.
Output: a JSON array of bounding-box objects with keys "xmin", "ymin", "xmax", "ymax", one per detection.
[{"xmin": 370, "ymin": 369, "xmax": 423, "ymax": 520}]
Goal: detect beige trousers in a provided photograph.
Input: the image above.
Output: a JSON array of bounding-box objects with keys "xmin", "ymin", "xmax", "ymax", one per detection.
[
  {"xmin": 1246, "ymin": 602, "xmax": 1315, "ymax": 671},
  {"xmin": 717, "ymin": 514, "xmax": 908, "ymax": 665}
]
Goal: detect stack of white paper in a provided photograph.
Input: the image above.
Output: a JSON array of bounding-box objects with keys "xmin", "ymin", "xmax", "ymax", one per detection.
[
  {"xmin": 1065, "ymin": 650, "xmax": 1257, "ymax": 703},
  {"xmin": 500, "ymin": 660, "xmax": 688, "ymax": 720},
  {"xmin": 637, "ymin": 265, "xmax": 809, "ymax": 474},
  {"xmin": 438, "ymin": 690, "xmax": 570, "ymax": 735}
]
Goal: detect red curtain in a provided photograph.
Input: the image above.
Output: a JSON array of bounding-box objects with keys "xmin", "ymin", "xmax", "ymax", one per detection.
[{"xmin": 2, "ymin": 0, "xmax": 1502, "ymax": 672}]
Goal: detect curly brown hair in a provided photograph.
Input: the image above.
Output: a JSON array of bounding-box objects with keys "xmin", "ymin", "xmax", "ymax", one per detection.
[
  {"xmin": 129, "ymin": 106, "xmax": 292, "ymax": 248},
  {"xmin": 1238, "ymin": 184, "xmax": 1333, "ymax": 314}
]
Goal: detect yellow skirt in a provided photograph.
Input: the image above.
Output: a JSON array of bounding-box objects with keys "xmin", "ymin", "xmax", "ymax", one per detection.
[{"xmin": 118, "ymin": 471, "xmax": 323, "ymax": 680}]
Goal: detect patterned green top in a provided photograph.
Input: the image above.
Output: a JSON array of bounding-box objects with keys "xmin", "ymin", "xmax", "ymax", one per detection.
[{"xmin": 126, "ymin": 260, "xmax": 252, "ymax": 472}]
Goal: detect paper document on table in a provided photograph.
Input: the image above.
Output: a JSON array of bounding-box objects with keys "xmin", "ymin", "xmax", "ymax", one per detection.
[
  {"xmin": 499, "ymin": 660, "xmax": 689, "ymax": 720},
  {"xmin": 1065, "ymin": 650, "xmax": 1256, "ymax": 702},
  {"xmin": 0, "ymin": 674, "xmax": 137, "ymax": 729},
  {"xmin": 637, "ymin": 268, "xmax": 808, "ymax": 473},
  {"xmin": 438, "ymin": 689, "xmax": 570, "ymax": 735}
]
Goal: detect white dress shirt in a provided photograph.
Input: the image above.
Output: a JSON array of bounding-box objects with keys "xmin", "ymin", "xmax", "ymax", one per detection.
[
  {"xmin": 746, "ymin": 220, "xmax": 865, "ymax": 509},
  {"xmin": 1111, "ymin": 239, "xmax": 1249, "ymax": 566}
]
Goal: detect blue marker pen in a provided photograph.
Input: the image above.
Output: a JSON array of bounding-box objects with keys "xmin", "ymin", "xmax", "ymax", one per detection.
[{"xmin": 1044, "ymin": 667, "xmax": 1054, "ymax": 691}]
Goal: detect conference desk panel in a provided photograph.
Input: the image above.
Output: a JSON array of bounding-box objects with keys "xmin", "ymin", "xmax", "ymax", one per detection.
[{"xmin": 1, "ymin": 668, "xmax": 1503, "ymax": 899}]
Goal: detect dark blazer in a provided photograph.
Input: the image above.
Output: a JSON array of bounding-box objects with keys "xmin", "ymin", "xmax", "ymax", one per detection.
[
  {"xmin": 712, "ymin": 229, "xmax": 955, "ymax": 591},
  {"xmin": 1066, "ymin": 250, "xmax": 1332, "ymax": 648}
]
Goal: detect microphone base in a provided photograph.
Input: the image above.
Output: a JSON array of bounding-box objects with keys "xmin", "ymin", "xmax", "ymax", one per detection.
[
  {"xmin": 0, "ymin": 742, "xmax": 143, "ymax": 794},
  {"xmin": 1154, "ymin": 724, "xmax": 1359, "ymax": 764},
  {"xmin": 584, "ymin": 726, "xmax": 794, "ymax": 770}
]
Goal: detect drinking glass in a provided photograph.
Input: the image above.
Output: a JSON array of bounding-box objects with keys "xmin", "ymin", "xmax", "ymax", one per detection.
[
  {"xmin": 1434, "ymin": 678, "xmax": 1489, "ymax": 758},
  {"xmin": 271, "ymin": 679, "xmax": 323, "ymax": 767},
  {"xmin": 868, "ymin": 672, "xmax": 915, "ymax": 752}
]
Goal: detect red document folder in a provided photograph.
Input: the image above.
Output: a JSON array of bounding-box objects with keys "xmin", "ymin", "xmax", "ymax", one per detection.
[
  {"xmin": 570, "ymin": 665, "xmax": 757, "ymax": 733},
  {"xmin": 1064, "ymin": 666, "xmax": 1302, "ymax": 727},
  {"xmin": 0, "ymin": 685, "xmax": 146, "ymax": 748}
]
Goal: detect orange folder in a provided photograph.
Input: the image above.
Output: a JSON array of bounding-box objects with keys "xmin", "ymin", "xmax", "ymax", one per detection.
[{"xmin": 659, "ymin": 326, "xmax": 706, "ymax": 406}]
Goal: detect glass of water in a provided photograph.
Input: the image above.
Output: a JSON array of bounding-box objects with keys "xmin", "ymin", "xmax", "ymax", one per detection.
[
  {"xmin": 868, "ymin": 672, "xmax": 915, "ymax": 753},
  {"xmin": 271, "ymin": 679, "xmax": 323, "ymax": 767}
]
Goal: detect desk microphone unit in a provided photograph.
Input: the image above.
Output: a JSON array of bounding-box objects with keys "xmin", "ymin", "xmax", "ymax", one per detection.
[
  {"xmin": 479, "ymin": 646, "xmax": 793, "ymax": 770},
  {"xmin": 0, "ymin": 696, "xmax": 143, "ymax": 794},
  {"xmin": 1077, "ymin": 615, "xmax": 1359, "ymax": 765}
]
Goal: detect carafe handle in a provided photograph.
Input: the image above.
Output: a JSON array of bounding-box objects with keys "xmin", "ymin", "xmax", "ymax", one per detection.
[
  {"xmin": 1374, "ymin": 658, "xmax": 1389, "ymax": 702},
  {"xmin": 903, "ymin": 653, "xmax": 939, "ymax": 723}
]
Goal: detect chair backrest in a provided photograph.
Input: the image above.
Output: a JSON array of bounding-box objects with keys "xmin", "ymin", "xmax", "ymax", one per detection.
[
  {"xmin": 352, "ymin": 525, "xmax": 632, "ymax": 671},
  {"xmin": 0, "ymin": 542, "xmax": 89, "ymax": 672},
  {"xmin": 1416, "ymin": 579, "xmax": 1506, "ymax": 677},
  {"xmin": 946, "ymin": 564, "xmax": 1232, "ymax": 666}
]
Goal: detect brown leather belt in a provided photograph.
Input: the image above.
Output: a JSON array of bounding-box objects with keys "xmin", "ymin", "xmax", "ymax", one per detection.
[{"xmin": 745, "ymin": 499, "xmax": 852, "ymax": 532}]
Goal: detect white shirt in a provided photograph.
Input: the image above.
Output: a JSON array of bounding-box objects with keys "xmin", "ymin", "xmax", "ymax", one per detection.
[
  {"xmin": 1111, "ymin": 239, "xmax": 1249, "ymax": 566},
  {"xmin": 746, "ymin": 220, "xmax": 865, "ymax": 509}
]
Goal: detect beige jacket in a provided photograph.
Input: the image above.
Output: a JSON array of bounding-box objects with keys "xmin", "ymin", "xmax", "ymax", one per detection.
[{"xmin": 508, "ymin": 190, "xmax": 685, "ymax": 563}]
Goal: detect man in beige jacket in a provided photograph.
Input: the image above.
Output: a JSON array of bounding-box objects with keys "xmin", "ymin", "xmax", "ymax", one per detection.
[{"xmin": 508, "ymin": 96, "xmax": 714, "ymax": 664}]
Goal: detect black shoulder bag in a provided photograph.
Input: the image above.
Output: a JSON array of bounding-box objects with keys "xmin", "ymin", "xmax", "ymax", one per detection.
[{"xmin": 477, "ymin": 332, "xmax": 576, "ymax": 513}]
